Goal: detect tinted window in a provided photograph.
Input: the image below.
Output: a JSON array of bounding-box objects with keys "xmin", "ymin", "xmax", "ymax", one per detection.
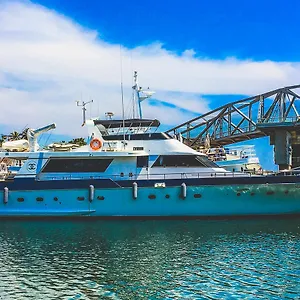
[
  {"xmin": 42, "ymin": 158, "xmax": 113, "ymax": 173},
  {"xmin": 137, "ymin": 156, "xmax": 149, "ymax": 168},
  {"xmin": 104, "ymin": 133, "xmax": 170, "ymax": 141},
  {"xmin": 152, "ymin": 155, "xmax": 217, "ymax": 168},
  {"xmin": 196, "ymin": 156, "xmax": 218, "ymax": 168}
]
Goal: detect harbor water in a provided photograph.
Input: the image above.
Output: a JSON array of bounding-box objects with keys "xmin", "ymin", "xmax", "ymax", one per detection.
[{"xmin": 0, "ymin": 218, "xmax": 299, "ymax": 299}]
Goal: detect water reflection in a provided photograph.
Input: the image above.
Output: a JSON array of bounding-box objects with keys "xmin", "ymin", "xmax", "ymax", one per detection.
[{"xmin": 0, "ymin": 218, "xmax": 299, "ymax": 299}]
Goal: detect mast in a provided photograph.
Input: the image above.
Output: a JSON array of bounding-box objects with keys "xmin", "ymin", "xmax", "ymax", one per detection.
[
  {"xmin": 132, "ymin": 71, "xmax": 155, "ymax": 119},
  {"xmin": 132, "ymin": 71, "xmax": 136, "ymax": 118},
  {"xmin": 76, "ymin": 100, "xmax": 93, "ymax": 126},
  {"xmin": 120, "ymin": 45, "xmax": 126, "ymax": 144},
  {"xmin": 132, "ymin": 71, "xmax": 139, "ymax": 118}
]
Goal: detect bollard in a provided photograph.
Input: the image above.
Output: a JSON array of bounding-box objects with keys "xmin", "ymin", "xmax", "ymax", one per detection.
[
  {"xmin": 89, "ymin": 185, "xmax": 94, "ymax": 202},
  {"xmin": 3, "ymin": 187, "xmax": 8, "ymax": 204},
  {"xmin": 181, "ymin": 183, "xmax": 187, "ymax": 199},
  {"xmin": 133, "ymin": 182, "xmax": 138, "ymax": 199}
]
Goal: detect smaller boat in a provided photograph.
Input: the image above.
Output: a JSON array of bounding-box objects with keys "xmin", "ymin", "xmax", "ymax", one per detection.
[
  {"xmin": 205, "ymin": 145, "xmax": 261, "ymax": 173},
  {"xmin": 47, "ymin": 142, "xmax": 80, "ymax": 152},
  {"xmin": 1, "ymin": 139, "xmax": 29, "ymax": 152}
]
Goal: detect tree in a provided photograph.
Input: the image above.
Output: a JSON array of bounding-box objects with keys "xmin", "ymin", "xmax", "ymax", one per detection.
[
  {"xmin": 0, "ymin": 135, "xmax": 4, "ymax": 147},
  {"xmin": 20, "ymin": 128, "xmax": 29, "ymax": 139},
  {"xmin": 9, "ymin": 131, "xmax": 21, "ymax": 141},
  {"xmin": 69, "ymin": 137, "xmax": 86, "ymax": 146}
]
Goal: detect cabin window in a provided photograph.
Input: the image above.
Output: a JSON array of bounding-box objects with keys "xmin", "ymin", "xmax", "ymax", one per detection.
[
  {"xmin": 196, "ymin": 156, "xmax": 219, "ymax": 168},
  {"xmin": 152, "ymin": 155, "xmax": 218, "ymax": 168},
  {"xmin": 41, "ymin": 158, "xmax": 113, "ymax": 173},
  {"xmin": 137, "ymin": 156, "xmax": 149, "ymax": 168}
]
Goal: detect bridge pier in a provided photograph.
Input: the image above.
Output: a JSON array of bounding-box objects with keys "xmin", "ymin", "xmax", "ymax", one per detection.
[
  {"xmin": 291, "ymin": 131, "xmax": 300, "ymax": 169},
  {"xmin": 270, "ymin": 130, "xmax": 292, "ymax": 170}
]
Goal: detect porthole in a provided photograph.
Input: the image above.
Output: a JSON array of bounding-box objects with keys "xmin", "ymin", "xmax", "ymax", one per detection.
[
  {"xmin": 165, "ymin": 194, "xmax": 170, "ymax": 199},
  {"xmin": 77, "ymin": 197, "xmax": 85, "ymax": 201},
  {"xmin": 194, "ymin": 194, "xmax": 202, "ymax": 198},
  {"xmin": 36, "ymin": 197, "xmax": 43, "ymax": 202},
  {"xmin": 250, "ymin": 192, "xmax": 255, "ymax": 196},
  {"xmin": 54, "ymin": 197, "xmax": 58, "ymax": 201},
  {"xmin": 284, "ymin": 190, "xmax": 289, "ymax": 194},
  {"xmin": 17, "ymin": 198, "xmax": 24, "ymax": 202},
  {"xmin": 97, "ymin": 196, "xmax": 105, "ymax": 200},
  {"xmin": 266, "ymin": 191, "xmax": 274, "ymax": 195},
  {"xmin": 148, "ymin": 194, "xmax": 156, "ymax": 199},
  {"xmin": 236, "ymin": 193, "xmax": 241, "ymax": 196}
]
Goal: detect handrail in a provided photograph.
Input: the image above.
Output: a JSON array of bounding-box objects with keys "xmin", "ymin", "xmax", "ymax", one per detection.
[
  {"xmin": 33, "ymin": 171, "xmax": 254, "ymax": 182},
  {"xmin": 3, "ymin": 169, "xmax": 299, "ymax": 182}
]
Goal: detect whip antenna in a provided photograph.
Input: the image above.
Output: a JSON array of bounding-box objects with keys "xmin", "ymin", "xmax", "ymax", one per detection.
[{"xmin": 119, "ymin": 45, "xmax": 126, "ymax": 145}]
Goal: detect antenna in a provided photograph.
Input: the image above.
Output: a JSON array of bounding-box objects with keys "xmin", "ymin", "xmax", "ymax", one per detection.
[
  {"xmin": 133, "ymin": 71, "xmax": 138, "ymax": 118},
  {"xmin": 130, "ymin": 52, "xmax": 134, "ymax": 118},
  {"xmin": 120, "ymin": 45, "xmax": 126, "ymax": 145},
  {"xmin": 76, "ymin": 99, "xmax": 93, "ymax": 126}
]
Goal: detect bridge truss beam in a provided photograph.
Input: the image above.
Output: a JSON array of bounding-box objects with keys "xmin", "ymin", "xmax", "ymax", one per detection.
[{"xmin": 167, "ymin": 85, "xmax": 300, "ymax": 148}]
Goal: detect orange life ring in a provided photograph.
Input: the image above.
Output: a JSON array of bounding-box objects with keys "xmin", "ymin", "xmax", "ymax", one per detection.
[{"xmin": 90, "ymin": 138, "xmax": 102, "ymax": 150}]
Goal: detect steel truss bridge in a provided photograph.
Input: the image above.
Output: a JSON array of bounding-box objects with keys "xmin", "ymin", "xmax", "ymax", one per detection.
[{"xmin": 167, "ymin": 85, "xmax": 300, "ymax": 169}]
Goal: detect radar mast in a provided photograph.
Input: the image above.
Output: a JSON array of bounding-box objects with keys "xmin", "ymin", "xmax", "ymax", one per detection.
[{"xmin": 132, "ymin": 71, "xmax": 155, "ymax": 119}]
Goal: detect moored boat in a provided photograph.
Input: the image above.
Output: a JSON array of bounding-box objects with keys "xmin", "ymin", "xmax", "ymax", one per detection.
[
  {"xmin": 208, "ymin": 145, "xmax": 262, "ymax": 173},
  {"xmin": 0, "ymin": 73, "xmax": 299, "ymax": 218}
]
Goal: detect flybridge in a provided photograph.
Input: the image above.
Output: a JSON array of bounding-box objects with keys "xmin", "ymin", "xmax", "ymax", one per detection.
[
  {"xmin": 93, "ymin": 118, "xmax": 161, "ymax": 137},
  {"xmin": 93, "ymin": 119, "xmax": 160, "ymax": 129}
]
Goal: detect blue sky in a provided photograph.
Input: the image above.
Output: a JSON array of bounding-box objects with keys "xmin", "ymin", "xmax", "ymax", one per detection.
[
  {"xmin": 1, "ymin": 0, "xmax": 300, "ymax": 170},
  {"xmin": 33, "ymin": 0, "xmax": 300, "ymax": 61}
]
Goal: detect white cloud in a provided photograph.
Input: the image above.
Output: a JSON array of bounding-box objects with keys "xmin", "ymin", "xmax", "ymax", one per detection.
[
  {"xmin": 0, "ymin": 0, "xmax": 300, "ymax": 137},
  {"xmin": 153, "ymin": 91, "xmax": 210, "ymax": 115},
  {"xmin": 142, "ymin": 101, "xmax": 198, "ymax": 126}
]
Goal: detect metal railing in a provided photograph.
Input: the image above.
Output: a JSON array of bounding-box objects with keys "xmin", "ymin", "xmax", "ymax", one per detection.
[
  {"xmin": 3, "ymin": 169, "xmax": 299, "ymax": 182},
  {"xmin": 34, "ymin": 171, "xmax": 255, "ymax": 182}
]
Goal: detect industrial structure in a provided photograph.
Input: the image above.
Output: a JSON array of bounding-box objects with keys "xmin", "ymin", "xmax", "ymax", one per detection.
[{"xmin": 167, "ymin": 85, "xmax": 300, "ymax": 170}]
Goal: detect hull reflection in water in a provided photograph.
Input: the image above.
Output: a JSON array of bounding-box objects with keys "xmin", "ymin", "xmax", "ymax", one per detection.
[{"xmin": 0, "ymin": 219, "xmax": 299, "ymax": 299}]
